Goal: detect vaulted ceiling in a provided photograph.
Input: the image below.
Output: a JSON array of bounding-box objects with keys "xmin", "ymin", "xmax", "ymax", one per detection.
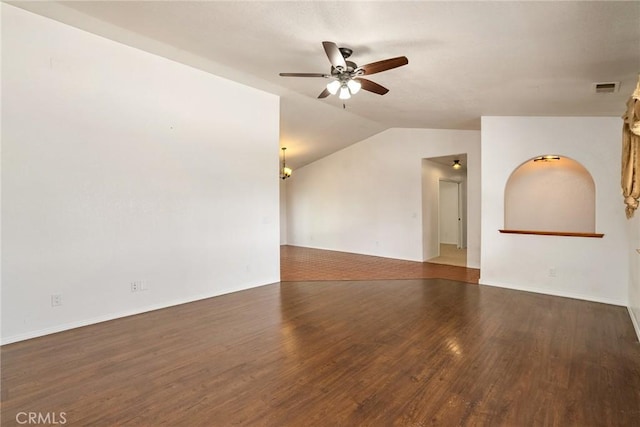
[{"xmin": 11, "ymin": 1, "xmax": 640, "ymax": 169}]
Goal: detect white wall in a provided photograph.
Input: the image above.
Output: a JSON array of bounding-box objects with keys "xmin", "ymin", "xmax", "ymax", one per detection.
[
  {"xmin": 481, "ymin": 117, "xmax": 628, "ymax": 305},
  {"xmin": 286, "ymin": 128, "xmax": 480, "ymax": 266},
  {"xmin": 1, "ymin": 5, "xmax": 280, "ymax": 343},
  {"xmin": 421, "ymin": 160, "xmax": 467, "ymax": 261},
  {"xmin": 628, "ymin": 213, "xmax": 640, "ymax": 340}
]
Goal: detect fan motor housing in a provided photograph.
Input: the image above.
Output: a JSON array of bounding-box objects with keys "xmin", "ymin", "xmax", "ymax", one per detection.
[{"xmin": 331, "ymin": 60, "xmax": 358, "ymax": 76}]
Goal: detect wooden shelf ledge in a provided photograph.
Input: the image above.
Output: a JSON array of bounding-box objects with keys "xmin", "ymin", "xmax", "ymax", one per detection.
[{"xmin": 499, "ymin": 229, "xmax": 604, "ymax": 238}]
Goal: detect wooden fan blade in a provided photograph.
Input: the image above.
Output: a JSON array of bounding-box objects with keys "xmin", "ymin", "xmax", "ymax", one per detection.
[
  {"xmin": 358, "ymin": 56, "xmax": 408, "ymax": 75},
  {"xmin": 318, "ymin": 88, "xmax": 331, "ymax": 98},
  {"xmin": 357, "ymin": 78, "xmax": 389, "ymax": 95},
  {"xmin": 279, "ymin": 72, "xmax": 329, "ymax": 78},
  {"xmin": 322, "ymin": 41, "xmax": 347, "ymax": 70}
]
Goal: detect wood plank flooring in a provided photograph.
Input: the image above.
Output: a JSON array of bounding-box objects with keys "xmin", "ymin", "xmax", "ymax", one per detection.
[
  {"xmin": 281, "ymin": 245, "xmax": 480, "ymax": 283},
  {"xmin": 2, "ymin": 279, "xmax": 639, "ymax": 426}
]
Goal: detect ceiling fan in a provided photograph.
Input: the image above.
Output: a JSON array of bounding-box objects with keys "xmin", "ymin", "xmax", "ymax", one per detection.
[{"xmin": 279, "ymin": 41, "xmax": 408, "ymax": 100}]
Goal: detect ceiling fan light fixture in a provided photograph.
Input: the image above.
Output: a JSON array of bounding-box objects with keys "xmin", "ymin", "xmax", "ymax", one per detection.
[
  {"xmin": 279, "ymin": 42, "xmax": 408, "ymax": 100},
  {"xmin": 326, "ymin": 80, "xmax": 341, "ymax": 95},
  {"xmin": 347, "ymin": 79, "xmax": 361, "ymax": 94},
  {"xmin": 339, "ymin": 85, "xmax": 351, "ymax": 100}
]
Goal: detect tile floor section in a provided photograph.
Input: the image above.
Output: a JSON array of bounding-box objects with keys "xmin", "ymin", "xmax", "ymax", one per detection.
[
  {"xmin": 426, "ymin": 243, "xmax": 467, "ymax": 267},
  {"xmin": 280, "ymin": 245, "xmax": 480, "ymax": 284}
]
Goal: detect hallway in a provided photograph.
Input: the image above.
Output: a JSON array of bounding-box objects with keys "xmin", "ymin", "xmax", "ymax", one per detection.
[{"xmin": 426, "ymin": 244, "xmax": 467, "ymax": 267}]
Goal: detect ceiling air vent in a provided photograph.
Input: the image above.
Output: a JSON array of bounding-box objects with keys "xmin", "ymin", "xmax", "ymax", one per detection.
[{"xmin": 592, "ymin": 81, "xmax": 620, "ymax": 93}]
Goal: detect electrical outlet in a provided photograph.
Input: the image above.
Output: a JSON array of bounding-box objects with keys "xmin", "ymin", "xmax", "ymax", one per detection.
[
  {"xmin": 51, "ymin": 294, "xmax": 62, "ymax": 307},
  {"xmin": 131, "ymin": 280, "xmax": 147, "ymax": 292},
  {"xmin": 549, "ymin": 268, "xmax": 557, "ymax": 278}
]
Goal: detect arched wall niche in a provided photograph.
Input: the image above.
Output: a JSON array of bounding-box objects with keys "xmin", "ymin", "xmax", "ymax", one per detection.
[{"xmin": 504, "ymin": 155, "xmax": 596, "ymax": 234}]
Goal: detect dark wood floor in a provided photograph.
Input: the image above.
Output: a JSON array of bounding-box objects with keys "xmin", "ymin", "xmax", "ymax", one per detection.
[{"xmin": 2, "ymin": 279, "xmax": 639, "ymax": 426}]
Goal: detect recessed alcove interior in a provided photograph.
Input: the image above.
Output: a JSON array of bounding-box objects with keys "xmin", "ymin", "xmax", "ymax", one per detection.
[{"xmin": 503, "ymin": 155, "xmax": 597, "ymax": 235}]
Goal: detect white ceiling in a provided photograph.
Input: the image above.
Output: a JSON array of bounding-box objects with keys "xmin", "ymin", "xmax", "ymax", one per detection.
[{"xmin": 11, "ymin": 1, "xmax": 640, "ymax": 169}]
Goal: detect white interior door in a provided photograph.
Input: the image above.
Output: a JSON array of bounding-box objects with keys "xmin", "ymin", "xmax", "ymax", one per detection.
[{"xmin": 439, "ymin": 180, "xmax": 460, "ymax": 248}]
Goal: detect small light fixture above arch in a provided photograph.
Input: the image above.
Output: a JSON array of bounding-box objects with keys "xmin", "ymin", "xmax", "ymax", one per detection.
[{"xmin": 533, "ymin": 155, "xmax": 561, "ymax": 162}]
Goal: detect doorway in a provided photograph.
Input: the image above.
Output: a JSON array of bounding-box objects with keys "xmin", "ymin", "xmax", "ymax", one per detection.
[
  {"xmin": 439, "ymin": 180, "xmax": 462, "ymax": 249},
  {"xmin": 421, "ymin": 155, "xmax": 468, "ymax": 267}
]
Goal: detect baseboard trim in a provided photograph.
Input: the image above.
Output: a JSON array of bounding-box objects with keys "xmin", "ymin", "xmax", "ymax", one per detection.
[
  {"xmin": 479, "ymin": 279, "xmax": 626, "ymax": 307},
  {"xmin": 628, "ymin": 306, "xmax": 640, "ymax": 343},
  {"xmin": 1, "ymin": 281, "xmax": 278, "ymax": 345}
]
